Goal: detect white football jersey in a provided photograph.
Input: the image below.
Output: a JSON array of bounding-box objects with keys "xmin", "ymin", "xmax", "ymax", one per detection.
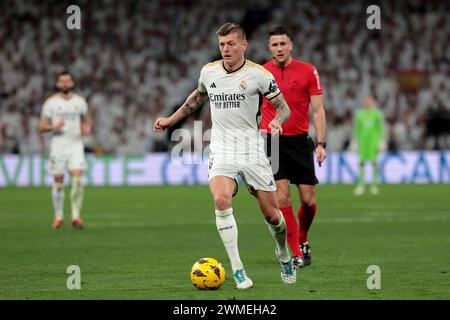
[
  {"xmin": 198, "ymin": 60, "xmax": 281, "ymax": 157},
  {"xmin": 41, "ymin": 93, "xmax": 88, "ymax": 151}
]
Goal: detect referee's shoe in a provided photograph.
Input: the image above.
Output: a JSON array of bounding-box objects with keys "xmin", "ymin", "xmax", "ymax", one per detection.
[
  {"xmin": 292, "ymin": 256, "xmax": 304, "ymax": 269},
  {"xmin": 300, "ymin": 242, "xmax": 312, "ymax": 266}
]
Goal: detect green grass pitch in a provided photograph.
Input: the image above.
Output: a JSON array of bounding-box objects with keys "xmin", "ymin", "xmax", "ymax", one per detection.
[{"xmin": 0, "ymin": 184, "xmax": 449, "ymax": 299}]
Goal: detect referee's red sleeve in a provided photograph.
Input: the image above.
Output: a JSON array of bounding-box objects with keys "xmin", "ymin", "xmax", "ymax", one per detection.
[{"xmin": 308, "ymin": 67, "xmax": 323, "ymax": 96}]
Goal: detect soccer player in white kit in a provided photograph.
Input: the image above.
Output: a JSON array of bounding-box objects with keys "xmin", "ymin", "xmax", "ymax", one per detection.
[
  {"xmin": 39, "ymin": 71, "xmax": 92, "ymax": 229},
  {"xmin": 154, "ymin": 23, "xmax": 296, "ymax": 288}
]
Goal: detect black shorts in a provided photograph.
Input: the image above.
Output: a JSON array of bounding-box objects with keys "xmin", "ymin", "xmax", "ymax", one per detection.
[{"xmin": 265, "ymin": 133, "xmax": 319, "ymax": 185}]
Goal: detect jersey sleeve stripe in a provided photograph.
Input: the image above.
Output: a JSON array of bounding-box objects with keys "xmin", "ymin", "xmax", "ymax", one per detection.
[{"xmin": 265, "ymin": 90, "xmax": 281, "ymax": 100}]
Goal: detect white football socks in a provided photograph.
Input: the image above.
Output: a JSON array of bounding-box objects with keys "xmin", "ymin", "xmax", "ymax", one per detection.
[
  {"xmin": 70, "ymin": 176, "xmax": 84, "ymax": 220},
  {"xmin": 52, "ymin": 183, "xmax": 64, "ymax": 220},
  {"xmin": 215, "ymin": 208, "xmax": 244, "ymax": 272},
  {"xmin": 266, "ymin": 211, "xmax": 291, "ymax": 262}
]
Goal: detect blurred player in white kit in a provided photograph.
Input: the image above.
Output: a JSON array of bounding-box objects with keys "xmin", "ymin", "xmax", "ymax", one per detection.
[{"xmin": 39, "ymin": 71, "xmax": 92, "ymax": 229}]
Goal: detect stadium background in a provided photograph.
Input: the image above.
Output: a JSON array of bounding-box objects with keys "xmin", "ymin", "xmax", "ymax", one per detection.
[
  {"xmin": 1, "ymin": 0, "xmax": 449, "ymax": 156},
  {"xmin": 0, "ymin": 0, "xmax": 449, "ymax": 300},
  {"xmin": 1, "ymin": 0, "xmax": 449, "ymax": 186}
]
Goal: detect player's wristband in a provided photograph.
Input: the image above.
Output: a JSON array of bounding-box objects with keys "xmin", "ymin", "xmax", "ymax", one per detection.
[{"xmin": 317, "ymin": 141, "xmax": 327, "ymax": 149}]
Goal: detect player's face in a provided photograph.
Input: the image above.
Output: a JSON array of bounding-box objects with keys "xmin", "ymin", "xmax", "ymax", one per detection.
[
  {"xmin": 268, "ymin": 35, "xmax": 293, "ymax": 65},
  {"xmin": 56, "ymin": 75, "xmax": 74, "ymax": 94},
  {"xmin": 218, "ymin": 32, "xmax": 247, "ymax": 67},
  {"xmin": 363, "ymin": 96, "xmax": 375, "ymax": 109}
]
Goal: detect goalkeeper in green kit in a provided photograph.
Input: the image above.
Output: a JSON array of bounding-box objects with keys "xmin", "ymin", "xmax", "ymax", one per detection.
[{"xmin": 352, "ymin": 96, "xmax": 385, "ymax": 196}]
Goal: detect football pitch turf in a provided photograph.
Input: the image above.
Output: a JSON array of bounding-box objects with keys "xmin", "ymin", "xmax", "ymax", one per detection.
[{"xmin": 0, "ymin": 184, "xmax": 449, "ymax": 300}]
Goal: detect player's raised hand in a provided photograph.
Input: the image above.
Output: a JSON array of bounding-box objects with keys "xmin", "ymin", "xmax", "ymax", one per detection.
[
  {"xmin": 53, "ymin": 119, "xmax": 65, "ymax": 131},
  {"xmin": 268, "ymin": 119, "xmax": 283, "ymax": 135},
  {"xmin": 316, "ymin": 145, "xmax": 327, "ymax": 167},
  {"xmin": 153, "ymin": 117, "xmax": 172, "ymax": 133}
]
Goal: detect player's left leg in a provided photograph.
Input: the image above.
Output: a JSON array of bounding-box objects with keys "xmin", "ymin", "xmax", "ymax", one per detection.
[
  {"xmin": 68, "ymin": 146, "xmax": 86, "ymax": 229},
  {"xmin": 243, "ymin": 156, "xmax": 295, "ymax": 284},
  {"xmin": 48, "ymin": 152, "xmax": 67, "ymax": 229},
  {"xmin": 276, "ymin": 179, "xmax": 303, "ymax": 259},
  {"xmin": 69, "ymin": 170, "xmax": 84, "ymax": 229},
  {"xmin": 52, "ymin": 175, "xmax": 65, "ymax": 229},
  {"xmin": 255, "ymin": 189, "xmax": 296, "ymax": 284},
  {"xmin": 265, "ymin": 133, "xmax": 302, "ymax": 260},
  {"xmin": 297, "ymin": 184, "xmax": 317, "ymax": 266},
  {"xmin": 370, "ymin": 159, "xmax": 380, "ymax": 195}
]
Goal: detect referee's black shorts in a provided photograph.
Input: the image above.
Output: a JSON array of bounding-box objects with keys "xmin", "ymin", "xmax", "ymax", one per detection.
[{"xmin": 265, "ymin": 133, "xmax": 319, "ymax": 186}]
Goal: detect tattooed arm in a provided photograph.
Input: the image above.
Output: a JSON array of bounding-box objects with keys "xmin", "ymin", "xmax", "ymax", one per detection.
[
  {"xmin": 267, "ymin": 92, "xmax": 291, "ymax": 135},
  {"xmin": 154, "ymin": 89, "xmax": 208, "ymax": 132}
]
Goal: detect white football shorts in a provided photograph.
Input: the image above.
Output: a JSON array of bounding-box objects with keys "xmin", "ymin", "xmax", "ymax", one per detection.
[
  {"xmin": 48, "ymin": 144, "xmax": 86, "ymax": 176},
  {"xmin": 208, "ymin": 153, "xmax": 276, "ymax": 193}
]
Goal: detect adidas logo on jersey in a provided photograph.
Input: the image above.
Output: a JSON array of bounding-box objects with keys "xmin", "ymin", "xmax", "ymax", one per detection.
[{"xmin": 210, "ymin": 83, "xmax": 217, "ymax": 88}]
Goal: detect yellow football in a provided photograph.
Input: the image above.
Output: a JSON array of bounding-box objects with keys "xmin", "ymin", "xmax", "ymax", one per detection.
[{"xmin": 190, "ymin": 257, "xmax": 225, "ymax": 290}]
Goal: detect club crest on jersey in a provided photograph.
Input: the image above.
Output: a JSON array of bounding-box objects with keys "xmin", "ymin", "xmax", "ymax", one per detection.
[
  {"xmin": 291, "ymin": 80, "xmax": 302, "ymax": 93},
  {"xmin": 239, "ymin": 80, "xmax": 247, "ymax": 92}
]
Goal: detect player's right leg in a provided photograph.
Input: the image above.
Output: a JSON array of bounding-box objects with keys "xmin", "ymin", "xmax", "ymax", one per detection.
[
  {"xmin": 48, "ymin": 154, "xmax": 67, "ymax": 229},
  {"xmin": 209, "ymin": 175, "xmax": 252, "ymax": 289},
  {"xmin": 354, "ymin": 161, "xmax": 366, "ymax": 196}
]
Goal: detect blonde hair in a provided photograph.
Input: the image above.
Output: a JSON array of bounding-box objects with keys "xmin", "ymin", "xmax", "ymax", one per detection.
[{"xmin": 216, "ymin": 23, "xmax": 246, "ymax": 40}]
